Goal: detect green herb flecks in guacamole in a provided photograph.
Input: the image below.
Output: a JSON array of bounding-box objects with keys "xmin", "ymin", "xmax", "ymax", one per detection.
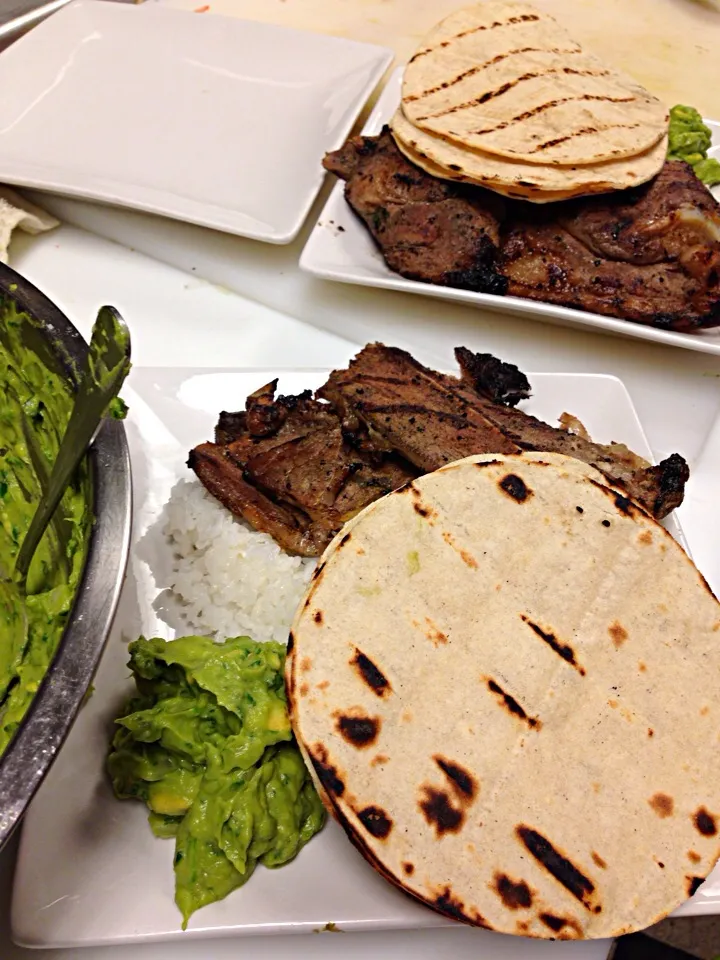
[
  {"xmin": 107, "ymin": 635, "xmax": 326, "ymax": 928},
  {"xmin": 668, "ymin": 105, "xmax": 720, "ymax": 187},
  {"xmin": 0, "ymin": 293, "xmax": 91, "ymax": 756}
]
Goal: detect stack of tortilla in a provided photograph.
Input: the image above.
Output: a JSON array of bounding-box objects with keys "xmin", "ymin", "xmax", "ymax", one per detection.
[
  {"xmin": 390, "ymin": 1, "xmax": 670, "ymax": 201},
  {"xmin": 288, "ymin": 452, "xmax": 720, "ymax": 939}
]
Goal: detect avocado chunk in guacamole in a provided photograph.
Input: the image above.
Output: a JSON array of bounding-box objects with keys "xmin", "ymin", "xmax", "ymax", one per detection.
[
  {"xmin": 107, "ymin": 635, "xmax": 326, "ymax": 927},
  {"xmin": 668, "ymin": 105, "xmax": 720, "ymax": 187},
  {"xmin": 0, "ymin": 293, "xmax": 91, "ymax": 756}
]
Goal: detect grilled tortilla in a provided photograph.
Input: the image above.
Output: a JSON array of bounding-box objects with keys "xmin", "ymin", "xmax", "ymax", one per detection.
[
  {"xmin": 288, "ymin": 452, "xmax": 720, "ymax": 939},
  {"xmin": 390, "ymin": 108, "xmax": 668, "ymax": 201},
  {"xmin": 402, "ymin": 1, "xmax": 668, "ymax": 166}
]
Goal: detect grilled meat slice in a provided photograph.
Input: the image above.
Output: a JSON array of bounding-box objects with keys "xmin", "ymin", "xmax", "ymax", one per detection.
[
  {"xmin": 500, "ymin": 162, "xmax": 720, "ymax": 331},
  {"xmin": 191, "ymin": 346, "xmax": 688, "ymax": 556},
  {"xmin": 215, "ymin": 380, "xmax": 292, "ymax": 444},
  {"xmin": 190, "ymin": 384, "xmax": 417, "ymax": 555},
  {"xmin": 227, "ymin": 419, "xmax": 414, "ymax": 528},
  {"xmin": 501, "ymin": 221, "xmax": 720, "ymax": 331},
  {"xmin": 317, "ymin": 344, "xmax": 519, "ymax": 473},
  {"xmin": 188, "ymin": 442, "xmax": 333, "ymax": 557},
  {"xmin": 215, "ymin": 410, "xmax": 247, "ymax": 445},
  {"xmin": 463, "ymin": 392, "xmax": 689, "ymax": 516},
  {"xmin": 318, "ymin": 344, "xmax": 687, "ymax": 519},
  {"xmin": 323, "ymin": 128, "xmax": 507, "ymax": 293},
  {"xmin": 616, "ymin": 453, "xmax": 689, "ymax": 520}
]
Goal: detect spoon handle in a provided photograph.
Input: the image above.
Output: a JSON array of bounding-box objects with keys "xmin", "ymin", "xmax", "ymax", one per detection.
[{"xmin": 15, "ymin": 306, "xmax": 131, "ymax": 582}]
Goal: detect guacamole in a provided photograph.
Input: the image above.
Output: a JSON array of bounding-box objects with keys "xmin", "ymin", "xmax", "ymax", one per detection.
[
  {"xmin": 668, "ymin": 104, "xmax": 720, "ymax": 187},
  {"xmin": 0, "ymin": 293, "xmax": 91, "ymax": 756},
  {"xmin": 107, "ymin": 635, "xmax": 326, "ymax": 927}
]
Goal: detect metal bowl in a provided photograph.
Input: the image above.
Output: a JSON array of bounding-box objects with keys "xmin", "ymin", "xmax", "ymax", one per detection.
[{"xmin": 0, "ymin": 261, "xmax": 132, "ymax": 850}]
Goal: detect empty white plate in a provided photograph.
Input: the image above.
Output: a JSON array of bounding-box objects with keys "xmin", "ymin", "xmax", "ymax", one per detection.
[{"xmin": 0, "ymin": 2, "xmax": 392, "ymax": 242}]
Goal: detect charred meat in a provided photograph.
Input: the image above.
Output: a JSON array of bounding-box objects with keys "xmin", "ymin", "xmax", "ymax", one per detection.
[
  {"xmin": 323, "ymin": 129, "xmax": 720, "ymax": 331},
  {"xmin": 323, "ymin": 128, "xmax": 507, "ymax": 294},
  {"xmin": 189, "ymin": 345, "xmax": 688, "ymax": 555},
  {"xmin": 318, "ymin": 344, "xmax": 688, "ymax": 519},
  {"xmin": 502, "ymin": 162, "xmax": 720, "ymax": 331},
  {"xmin": 317, "ymin": 345, "xmax": 520, "ymax": 473},
  {"xmin": 188, "ymin": 442, "xmax": 333, "ymax": 557},
  {"xmin": 189, "ymin": 381, "xmax": 416, "ymax": 557}
]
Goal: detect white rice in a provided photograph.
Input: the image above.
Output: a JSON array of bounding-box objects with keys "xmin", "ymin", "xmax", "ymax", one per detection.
[{"xmin": 161, "ymin": 479, "xmax": 315, "ymax": 642}]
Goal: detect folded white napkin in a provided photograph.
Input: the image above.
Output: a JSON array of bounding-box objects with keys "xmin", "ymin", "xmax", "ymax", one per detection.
[{"xmin": 0, "ymin": 187, "xmax": 59, "ymax": 262}]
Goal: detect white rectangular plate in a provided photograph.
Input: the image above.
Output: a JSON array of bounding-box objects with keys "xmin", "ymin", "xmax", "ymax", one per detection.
[
  {"xmin": 11, "ymin": 367, "xmax": 707, "ymax": 949},
  {"xmin": 300, "ymin": 67, "xmax": 720, "ymax": 354},
  {"xmin": 0, "ymin": 2, "xmax": 392, "ymax": 243}
]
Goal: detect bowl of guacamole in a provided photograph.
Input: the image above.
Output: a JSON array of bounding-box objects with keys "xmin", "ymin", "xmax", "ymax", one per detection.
[{"xmin": 0, "ymin": 260, "xmax": 132, "ymax": 850}]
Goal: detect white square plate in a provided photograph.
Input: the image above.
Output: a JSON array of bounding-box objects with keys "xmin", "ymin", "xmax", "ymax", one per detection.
[
  {"xmin": 0, "ymin": 2, "xmax": 392, "ymax": 243},
  {"xmin": 11, "ymin": 367, "xmax": 706, "ymax": 949},
  {"xmin": 300, "ymin": 67, "xmax": 720, "ymax": 354}
]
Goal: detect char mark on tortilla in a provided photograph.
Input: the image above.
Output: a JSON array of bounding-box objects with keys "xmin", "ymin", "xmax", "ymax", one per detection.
[
  {"xmin": 336, "ymin": 713, "xmax": 381, "ymax": 748},
  {"xmin": 694, "ymin": 807, "xmax": 718, "ymax": 836},
  {"xmin": 499, "ymin": 473, "xmax": 532, "ymax": 502},
  {"xmin": 357, "ymin": 805, "xmax": 393, "ymax": 839},
  {"xmin": 351, "ymin": 649, "xmax": 392, "ymax": 697},
  {"xmin": 516, "ymin": 825, "xmax": 597, "ymax": 910},
  {"xmin": 435, "ymin": 756, "xmax": 478, "ymax": 801},
  {"xmin": 493, "ymin": 872, "xmax": 534, "ymax": 910},
  {"xmin": 419, "ymin": 785, "xmax": 465, "ymax": 836},
  {"xmin": 416, "ymin": 67, "xmax": 613, "ymax": 121},
  {"xmin": 486, "ymin": 679, "xmax": 541, "ymax": 729},
  {"xmin": 309, "ymin": 745, "xmax": 345, "ymax": 797},
  {"xmin": 521, "ymin": 615, "xmax": 585, "ymax": 674}
]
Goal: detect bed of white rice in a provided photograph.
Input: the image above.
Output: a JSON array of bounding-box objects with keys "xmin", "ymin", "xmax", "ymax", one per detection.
[{"xmin": 161, "ymin": 479, "xmax": 315, "ymax": 642}]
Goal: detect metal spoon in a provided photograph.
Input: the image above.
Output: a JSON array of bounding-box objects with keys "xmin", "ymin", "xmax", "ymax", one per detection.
[{"xmin": 14, "ymin": 305, "xmax": 132, "ymax": 583}]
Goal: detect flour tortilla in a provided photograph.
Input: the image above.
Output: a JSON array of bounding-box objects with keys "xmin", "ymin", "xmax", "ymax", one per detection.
[
  {"xmin": 288, "ymin": 453, "xmax": 720, "ymax": 939},
  {"xmin": 402, "ymin": 1, "xmax": 668, "ymax": 166},
  {"xmin": 390, "ymin": 108, "xmax": 668, "ymax": 201}
]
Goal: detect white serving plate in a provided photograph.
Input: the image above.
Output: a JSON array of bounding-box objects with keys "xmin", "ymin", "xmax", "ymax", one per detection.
[
  {"xmin": 10, "ymin": 367, "xmax": 706, "ymax": 949},
  {"xmin": 0, "ymin": 1, "xmax": 392, "ymax": 243},
  {"xmin": 300, "ymin": 67, "xmax": 720, "ymax": 354}
]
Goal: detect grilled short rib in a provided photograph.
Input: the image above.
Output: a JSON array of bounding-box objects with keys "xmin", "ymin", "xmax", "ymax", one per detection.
[
  {"xmin": 323, "ymin": 130, "xmax": 720, "ymax": 331},
  {"xmin": 189, "ymin": 380, "xmax": 415, "ymax": 557},
  {"xmin": 502, "ymin": 162, "xmax": 720, "ymax": 331},
  {"xmin": 189, "ymin": 346, "xmax": 688, "ymax": 555},
  {"xmin": 319, "ymin": 344, "xmax": 688, "ymax": 520},
  {"xmin": 323, "ymin": 128, "xmax": 508, "ymax": 293}
]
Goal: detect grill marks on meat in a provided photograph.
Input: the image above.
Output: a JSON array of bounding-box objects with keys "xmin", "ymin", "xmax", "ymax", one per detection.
[
  {"xmin": 323, "ymin": 131, "xmax": 720, "ymax": 331},
  {"xmin": 189, "ymin": 345, "xmax": 688, "ymax": 554},
  {"xmin": 323, "ymin": 129, "xmax": 508, "ymax": 294},
  {"xmin": 188, "ymin": 442, "xmax": 331, "ymax": 557},
  {"xmin": 318, "ymin": 344, "xmax": 687, "ymax": 520},
  {"xmin": 189, "ymin": 382, "xmax": 416, "ymax": 556},
  {"xmin": 317, "ymin": 345, "xmax": 519, "ymax": 472}
]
